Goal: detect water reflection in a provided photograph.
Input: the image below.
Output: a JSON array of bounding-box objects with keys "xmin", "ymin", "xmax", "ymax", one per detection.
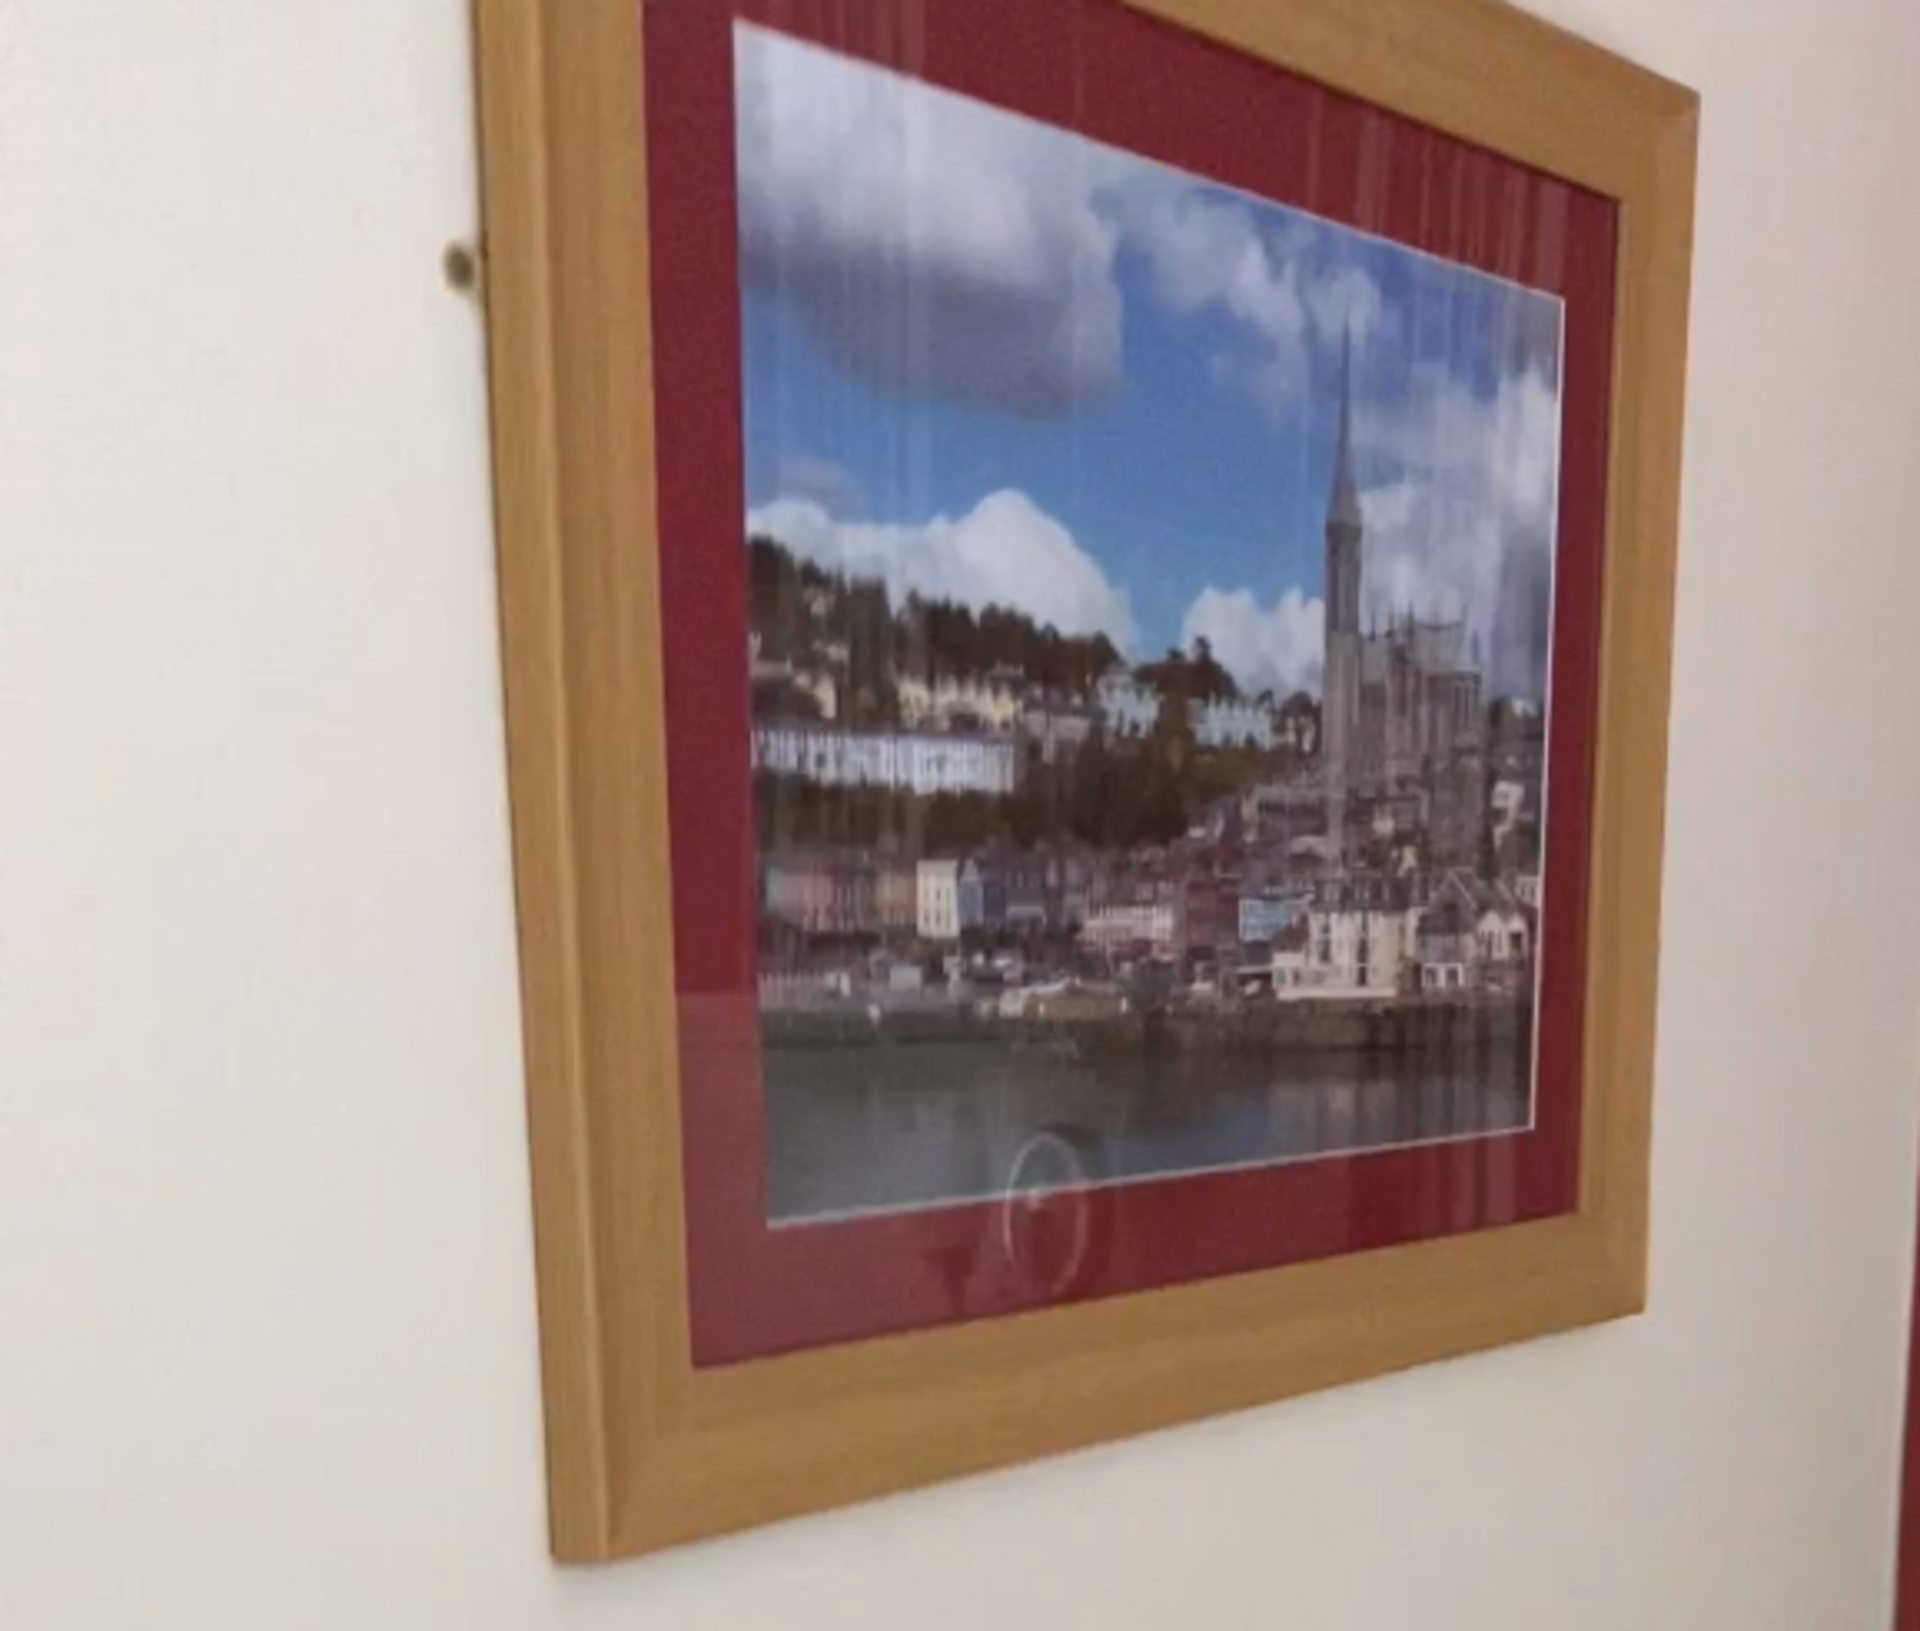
[{"xmin": 763, "ymin": 1036, "xmax": 1530, "ymax": 1223}]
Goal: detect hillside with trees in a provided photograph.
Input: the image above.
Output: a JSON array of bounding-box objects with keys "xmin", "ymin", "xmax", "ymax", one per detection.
[
  {"xmin": 746, "ymin": 533, "xmax": 1316, "ymax": 852},
  {"xmin": 747, "ymin": 534, "xmax": 1123, "ymax": 703}
]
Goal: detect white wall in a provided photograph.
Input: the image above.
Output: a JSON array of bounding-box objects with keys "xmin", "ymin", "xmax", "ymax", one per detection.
[{"xmin": 4, "ymin": 1, "xmax": 1920, "ymax": 1626}]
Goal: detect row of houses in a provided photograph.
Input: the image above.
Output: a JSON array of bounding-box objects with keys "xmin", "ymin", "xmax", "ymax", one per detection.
[
  {"xmin": 752, "ymin": 643, "xmax": 1321, "ymax": 760},
  {"xmin": 1264, "ymin": 870, "xmax": 1535, "ymax": 998},
  {"xmin": 762, "ymin": 852, "xmax": 1098, "ymax": 942},
  {"xmin": 764, "ymin": 850, "xmax": 1260, "ymax": 950},
  {"xmin": 751, "ymin": 722, "xmax": 1020, "ymax": 797},
  {"xmin": 761, "ymin": 848, "xmax": 1536, "ymax": 992},
  {"xmin": 1091, "ymin": 669, "xmax": 1316, "ymax": 752}
]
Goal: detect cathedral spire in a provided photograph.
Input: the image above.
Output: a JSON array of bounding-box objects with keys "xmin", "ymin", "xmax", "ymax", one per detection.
[{"xmin": 1328, "ymin": 318, "xmax": 1362, "ymax": 532}]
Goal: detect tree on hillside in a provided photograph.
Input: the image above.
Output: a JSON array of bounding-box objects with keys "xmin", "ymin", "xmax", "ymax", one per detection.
[
  {"xmin": 1137, "ymin": 636, "xmax": 1240, "ymax": 703},
  {"xmin": 1137, "ymin": 690, "xmax": 1199, "ymax": 843},
  {"xmin": 746, "ymin": 533, "xmax": 825, "ymax": 664},
  {"xmin": 841, "ymin": 578, "xmax": 900, "ymax": 723},
  {"xmin": 746, "ymin": 535, "xmax": 1124, "ymax": 695}
]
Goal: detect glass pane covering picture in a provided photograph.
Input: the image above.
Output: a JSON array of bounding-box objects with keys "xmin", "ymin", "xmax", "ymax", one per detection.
[{"xmin": 735, "ymin": 23, "xmax": 1563, "ymax": 1228}]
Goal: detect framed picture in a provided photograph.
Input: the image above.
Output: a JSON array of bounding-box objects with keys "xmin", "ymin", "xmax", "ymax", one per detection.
[{"xmin": 474, "ymin": 0, "xmax": 1696, "ymax": 1560}]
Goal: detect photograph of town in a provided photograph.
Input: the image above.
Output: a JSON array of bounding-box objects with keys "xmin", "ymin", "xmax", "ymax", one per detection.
[{"xmin": 733, "ymin": 23, "xmax": 1563, "ymax": 1228}]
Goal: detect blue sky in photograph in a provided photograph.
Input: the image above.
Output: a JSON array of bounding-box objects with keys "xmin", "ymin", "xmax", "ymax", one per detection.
[{"xmin": 733, "ymin": 22, "xmax": 1565, "ymax": 700}]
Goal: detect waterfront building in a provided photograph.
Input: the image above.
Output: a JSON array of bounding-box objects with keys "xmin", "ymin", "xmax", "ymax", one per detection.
[
  {"xmin": 1269, "ymin": 920, "xmax": 1313, "ymax": 992},
  {"xmin": 1173, "ymin": 874, "xmax": 1240, "ymax": 958},
  {"xmin": 1414, "ymin": 896, "xmax": 1475, "ymax": 991},
  {"xmin": 1475, "ymin": 894, "xmax": 1533, "ymax": 968},
  {"xmin": 762, "ymin": 853, "xmax": 834, "ymax": 934},
  {"xmin": 916, "ymin": 858, "xmax": 958, "ymax": 942},
  {"xmin": 1305, "ymin": 872, "xmax": 1416, "ymax": 995},
  {"xmin": 1238, "ymin": 890, "xmax": 1306, "ymax": 945},
  {"xmin": 1080, "ymin": 901, "xmax": 1177, "ymax": 957},
  {"xmin": 914, "ymin": 857, "xmax": 985, "ymax": 942},
  {"xmin": 984, "ymin": 852, "xmax": 1055, "ymax": 934},
  {"xmin": 1059, "ymin": 852, "xmax": 1096, "ymax": 932},
  {"xmin": 874, "ymin": 858, "xmax": 918, "ymax": 937},
  {"xmin": 762, "ymin": 852, "xmax": 875, "ymax": 937}
]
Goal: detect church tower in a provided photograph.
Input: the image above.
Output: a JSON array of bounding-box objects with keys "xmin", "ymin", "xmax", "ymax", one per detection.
[{"xmin": 1321, "ymin": 325, "xmax": 1364, "ymax": 849}]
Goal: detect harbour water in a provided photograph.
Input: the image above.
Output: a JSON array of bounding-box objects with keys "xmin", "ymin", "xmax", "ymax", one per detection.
[{"xmin": 762, "ymin": 1033, "xmax": 1533, "ymax": 1223}]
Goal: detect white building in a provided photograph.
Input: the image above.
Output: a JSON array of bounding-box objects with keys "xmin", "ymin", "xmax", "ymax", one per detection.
[
  {"xmin": 752, "ymin": 724, "xmax": 1018, "ymax": 797},
  {"xmin": 1309, "ymin": 905, "xmax": 1413, "ymax": 995},
  {"xmin": 916, "ymin": 860, "xmax": 960, "ymax": 942},
  {"xmin": 896, "ymin": 670, "xmax": 1026, "ymax": 732},
  {"xmin": 747, "ymin": 633, "xmax": 840, "ymax": 721},
  {"xmin": 1269, "ymin": 922, "xmax": 1313, "ymax": 993},
  {"xmin": 1080, "ymin": 901, "xmax": 1176, "ymax": 956},
  {"xmin": 1476, "ymin": 901, "xmax": 1532, "ymax": 966},
  {"xmin": 914, "ymin": 858, "xmax": 985, "ymax": 942},
  {"xmin": 1238, "ymin": 892, "xmax": 1304, "ymax": 944},
  {"xmin": 1192, "ymin": 697, "xmax": 1274, "ymax": 750},
  {"xmin": 1489, "ymin": 777, "xmax": 1528, "ymax": 841},
  {"xmin": 1306, "ymin": 876, "xmax": 1416, "ymax": 996},
  {"xmin": 1018, "ymin": 700, "xmax": 1096, "ymax": 764},
  {"xmin": 1414, "ymin": 897, "xmax": 1476, "ymax": 991},
  {"xmin": 1094, "ymin": 667, "xmax": 1160, "ymax": 738},
  {"xmin": 1094, "ymin": 666, "xmax": 1281, "ymax": 751}
]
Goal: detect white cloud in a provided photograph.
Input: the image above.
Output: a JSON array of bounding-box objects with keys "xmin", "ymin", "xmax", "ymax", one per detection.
[
  {"xmin": 735, "ymin": 23, "xmax": 1395, "ymax": 424},
  {"xmin": 1125, "ymin": 189, "xmax": 1388, "ymax": 418},
  {"xmin": 1354, "ymin": 363, "xmax": 1562, "ymax": 698},
  {"xmin": 1131, "ymin": 191, "xmax": 1308, "ymax": 344},
  {"xmin": 1180, "ymin": 351, "xmax": 1565, "ymax": 707},
  {"xmin": 1180, "ymin": 585, "xmax": 1324, "ymax": 698},
  {"xmin": 748, "ymin": 489, "xmax": 1137, "ymax": 649},
  {"xmin": 734, "ymin": 23, "xmax": 1129, "ymax": 414},
  {"xmin": 1307, "ymin": 265, "xmax": 1387, "ymax": 352},
  {"xmin": 733, "ymin": 23, "xmax": 1565, "ymax": 700},
  {"xmin": 773, "ymin": 453, "xmax": 860, "ymax": 513}
]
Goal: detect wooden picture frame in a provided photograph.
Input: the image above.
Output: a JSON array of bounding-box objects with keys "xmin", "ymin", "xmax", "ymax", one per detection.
[{"xmin": 472, "ymin": 0, "xmax": 1696, "ymax": 1561}]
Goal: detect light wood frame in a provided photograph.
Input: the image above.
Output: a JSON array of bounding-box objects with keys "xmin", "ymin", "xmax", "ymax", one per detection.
[{"xmin": 472, "ymin": 0, "xmax": 1697, "ymax": 1562}]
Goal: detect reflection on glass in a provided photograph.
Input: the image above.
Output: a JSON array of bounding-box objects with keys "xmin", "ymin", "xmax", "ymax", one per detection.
[{"xmin": 735, "ymin": 22, "xmax": 1561, "ymax": 1228}]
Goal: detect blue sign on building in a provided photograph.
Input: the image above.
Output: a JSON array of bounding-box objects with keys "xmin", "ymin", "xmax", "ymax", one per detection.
[{"xmin": 1237, "ymin": 894, "xmax": 1303, "ymax": 944}]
